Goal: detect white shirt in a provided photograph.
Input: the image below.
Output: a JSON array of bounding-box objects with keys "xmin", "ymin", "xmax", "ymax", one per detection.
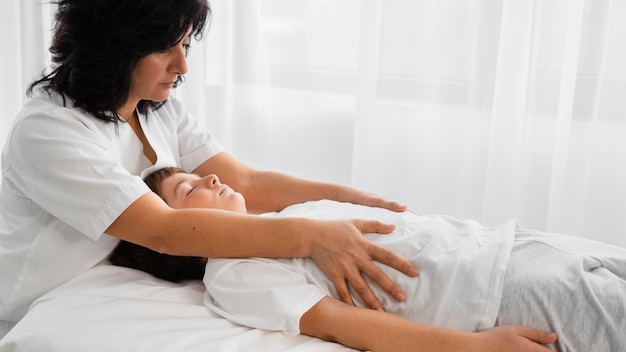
[
  {"xmin": 0, "ymin": 92, "xmax": 223, "ymax": 326},
  {"xmin": 203, "ymin": 200, "xmax": 516, "ymax": 336}
]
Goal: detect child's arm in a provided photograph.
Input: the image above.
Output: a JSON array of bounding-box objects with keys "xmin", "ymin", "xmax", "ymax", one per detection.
[{"xmin": 300, "ymin": 296, "xmax": 557, "ymax": 352}]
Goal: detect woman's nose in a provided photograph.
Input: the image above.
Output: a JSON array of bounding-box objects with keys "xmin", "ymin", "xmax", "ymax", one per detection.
[{"xmin": 170, "ymin": 44, "xmax": 188, "ymax": 76}]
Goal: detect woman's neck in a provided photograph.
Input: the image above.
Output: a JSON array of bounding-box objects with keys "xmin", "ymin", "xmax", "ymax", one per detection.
[{"xmin": 117, "ymin": 100, "xmax": 139, "ymax": 122}]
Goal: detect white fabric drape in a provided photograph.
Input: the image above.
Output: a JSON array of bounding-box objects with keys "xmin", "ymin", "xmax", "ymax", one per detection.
[
  {"xmin": 3, "ymin": 0, "xmax": 626, "ymax": 247},
  {"xmin": 0, "ymin": 1, "xmax": 54, "ymax": 150}
]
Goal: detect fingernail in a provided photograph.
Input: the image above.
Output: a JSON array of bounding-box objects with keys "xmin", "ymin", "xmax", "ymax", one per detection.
[
  {"xmin": 395, "ymin": 292, "xmax": 406, "ymax": 302},
  {"xmin": 409, "ymin": 267, "xmax": 419, "ymax": 276}
]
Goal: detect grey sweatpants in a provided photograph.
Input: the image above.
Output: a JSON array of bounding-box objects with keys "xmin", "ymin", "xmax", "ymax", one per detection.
[{"xmin": 496, "ymin": 229, "xmax": 626, "ymax": 352}]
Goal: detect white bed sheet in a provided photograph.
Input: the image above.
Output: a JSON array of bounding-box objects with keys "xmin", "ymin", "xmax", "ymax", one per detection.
[{"xmin": 0, "ymin": 264, "xmax": 357, "ymax": 352}]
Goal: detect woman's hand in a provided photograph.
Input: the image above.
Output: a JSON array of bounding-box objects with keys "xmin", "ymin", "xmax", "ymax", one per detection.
[
  {"xmin": 473, "ymin": 326, "xmax": 557, "ymax": 352},
  {"xmin": 347, "ymin": 191, "xmax": 408, "ymax": 213},
  {"xmin": 308, "ymin": 218, "xmax": 418, "ymax": 311}
]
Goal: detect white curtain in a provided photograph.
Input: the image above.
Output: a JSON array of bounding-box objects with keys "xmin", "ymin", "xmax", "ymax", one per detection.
[
  {"xmin": 3, "ymin": 0, "xmax": 626, "ymax": 247},
  {"xmin": 0, "ymin": 1, "xmax": 54, "ymax": 150}
]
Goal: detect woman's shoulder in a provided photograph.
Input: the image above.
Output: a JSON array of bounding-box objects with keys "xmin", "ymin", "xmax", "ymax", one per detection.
[
  {"xmin": 22, "ymin": 90, "xmax": 65, "ymax": 112},
  {"xmin": 19, "ymin": 91, "xmax": 91, "ymax": 123},
  {"xmin": 5, "ymin": 92, "xmax": 112, "ymax": 155}
]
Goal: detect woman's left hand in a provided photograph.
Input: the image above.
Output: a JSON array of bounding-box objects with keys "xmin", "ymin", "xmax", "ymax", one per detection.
[
  {"xmin": 308, "ymin": 218, "xmax": 418, "ymax": 311},
  {"xmin": 349, "ymin": 191, "xmax": 408, "ymax": 213}
]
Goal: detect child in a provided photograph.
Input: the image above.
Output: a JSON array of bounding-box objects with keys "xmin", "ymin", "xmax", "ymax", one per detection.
[{"xmin": 111, "ymin": 167, "xmax": 626, "ymax": 352}]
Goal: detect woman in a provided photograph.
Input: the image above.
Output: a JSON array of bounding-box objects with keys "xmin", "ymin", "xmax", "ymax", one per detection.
[{"xmin": 0, "ymin": 0, "xmax": 416, "ymax": 338}]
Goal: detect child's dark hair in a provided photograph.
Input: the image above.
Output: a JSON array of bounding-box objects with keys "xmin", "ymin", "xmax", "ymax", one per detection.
[
  {"xmin": 29, "ymin": 0, "xmax": 210, "ymax": 124},
  {"xmin": 109, "ymin": 167, "xmax": 206, "ymax": 282}
]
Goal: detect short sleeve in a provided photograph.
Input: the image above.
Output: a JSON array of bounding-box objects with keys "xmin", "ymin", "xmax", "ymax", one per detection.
[
  {"xmin": 203, "ymin": 258, "xmax": 327, "ymax": 336},
  {"xmin": 3, "ymin": 105, "xmax": 150, "ymax": 240}
]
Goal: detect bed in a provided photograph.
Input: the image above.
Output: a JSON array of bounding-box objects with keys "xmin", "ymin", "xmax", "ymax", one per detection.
[{"xmin": 0, "ymin": 263, "xmax": 357, "ymax": 352}]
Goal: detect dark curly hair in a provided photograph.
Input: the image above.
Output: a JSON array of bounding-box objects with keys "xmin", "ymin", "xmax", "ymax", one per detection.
[
  {"xmin": 109, "ymin": 167, "xmax": 206, "ymax": 282},
  {"xmin": 29, "ymin": 0, "xmax": 210, "ymax": 124}
]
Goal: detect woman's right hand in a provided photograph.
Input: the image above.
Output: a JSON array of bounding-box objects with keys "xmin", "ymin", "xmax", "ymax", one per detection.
[{"xmin": 307, "ymin": 218, "xmax": 419, "ymax": 311}]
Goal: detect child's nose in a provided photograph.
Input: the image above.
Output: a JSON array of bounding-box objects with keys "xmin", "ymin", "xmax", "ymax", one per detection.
[{"xmin": 205, "ymin": 174, "xmax": 220, "ymax": 187}]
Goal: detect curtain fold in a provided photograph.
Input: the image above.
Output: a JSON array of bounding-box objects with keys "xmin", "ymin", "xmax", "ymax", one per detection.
[
  {"xmin": 199, "ymin": 0, "xmax": 626, "ymax": 247},
  {"xmin": 1, "ymin": 1, "xmax": 54, "ymax": 149},
  {"xmin": 2, "ymin": 0, "xmax": 625, "ymax": 247}
]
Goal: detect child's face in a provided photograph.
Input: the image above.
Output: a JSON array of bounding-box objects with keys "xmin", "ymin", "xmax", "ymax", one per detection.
[{"xmin": 160, "ymin": 172, "xmax": 247, "ymax": 213}]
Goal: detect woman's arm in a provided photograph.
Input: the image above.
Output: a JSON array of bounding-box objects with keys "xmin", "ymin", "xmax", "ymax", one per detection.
[
  {"xmin": 192, "ymin": 152, "xmax": 407, "ymax": 214},
  {"xmin": 301, "ymin": 297, "xmax": 557, "ymax": 352},
  {"xmin": 105, "ymin": 192, "xmax": 417, "ymax": 311}
]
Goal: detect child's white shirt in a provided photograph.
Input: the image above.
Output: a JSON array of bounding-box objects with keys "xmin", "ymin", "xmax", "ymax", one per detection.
[{"xmin": 203, "ymin": 200, "xmax": 516, "ymax": 335}]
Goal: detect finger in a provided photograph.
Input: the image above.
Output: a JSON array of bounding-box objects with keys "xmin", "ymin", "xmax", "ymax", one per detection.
[
  {"xmin": 332, "ymin": 277, "xmax": 355, "ymax": 307},
  {"xmin": 368, "ymin": 241, "xmax": 419, "ymax": 278},
  {"xmin": 345, "ymin": 268, "xmax": 385, "ymax": 311},
  {"xmin": 360, "ymin": 260, "xmax": 407, "ymax": 303},
  {"xmin": 372, "ymin": 200, "xmax": 406, "ymax": 212},
  {"xmin": 356, "ymin": 219, "xmax": 396, "ymax": 235},
  {"xmin": 387, "ymin": 202, "xmax": 407, "ymax": 212},
  {"xmin": 517, "ymin": 327, "xmax": 557, "ymax": 345},
  {"xmin": 360, "ymin": 194, "xmax": 407, "ymax": 212}
]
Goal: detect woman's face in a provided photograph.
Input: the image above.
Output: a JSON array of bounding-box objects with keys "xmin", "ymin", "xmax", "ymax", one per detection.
[
  {"xmin": 128, "ymin": 28, "xmax": 193, "ymax": 105},
  {"xmin": 160, "ymin": 172, "xmax": 247, "ymax": 213}
]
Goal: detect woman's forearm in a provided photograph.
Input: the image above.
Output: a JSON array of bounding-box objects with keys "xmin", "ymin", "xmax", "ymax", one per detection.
[
  {"xmin": 192, "ymin": 152, "xmax": 405, "ymax": 214},
  {"xmin": 192, "ymin": 152, "xmax": 336, "ymax": 213},
  {"xmin": 163, "ymin": 208, "xmax": 316, "ymax": 258},
  {"xmin": 106, "ymin": 192, "xmax": 314, "ymax": 258},
  {"xmin": 243, "ymin": 170, "xmax": 407, "ymax": 214},
  {"xmin": 243, "ymin": 170, "xmax": 347, "ymax": 213}
]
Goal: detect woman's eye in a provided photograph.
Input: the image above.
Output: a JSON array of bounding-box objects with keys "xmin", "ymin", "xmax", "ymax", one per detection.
[
  {"xmin": 186, "ymin": 187, "xmax": 195, "ymax": 196},
  {"xmin": 183, "ymin": 44, "xmax": 192, "ymax": 56}
]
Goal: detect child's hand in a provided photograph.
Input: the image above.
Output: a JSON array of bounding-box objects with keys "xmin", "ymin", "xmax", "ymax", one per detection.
[{"xmin": 475, "ymin": 325, "xmax": 557, "ymax": 352}]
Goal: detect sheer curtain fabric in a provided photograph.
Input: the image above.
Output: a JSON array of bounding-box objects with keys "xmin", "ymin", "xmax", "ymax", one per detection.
[{"xmin": 2, "ymin": 0, "xmax": 625, "ymax": 247}]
